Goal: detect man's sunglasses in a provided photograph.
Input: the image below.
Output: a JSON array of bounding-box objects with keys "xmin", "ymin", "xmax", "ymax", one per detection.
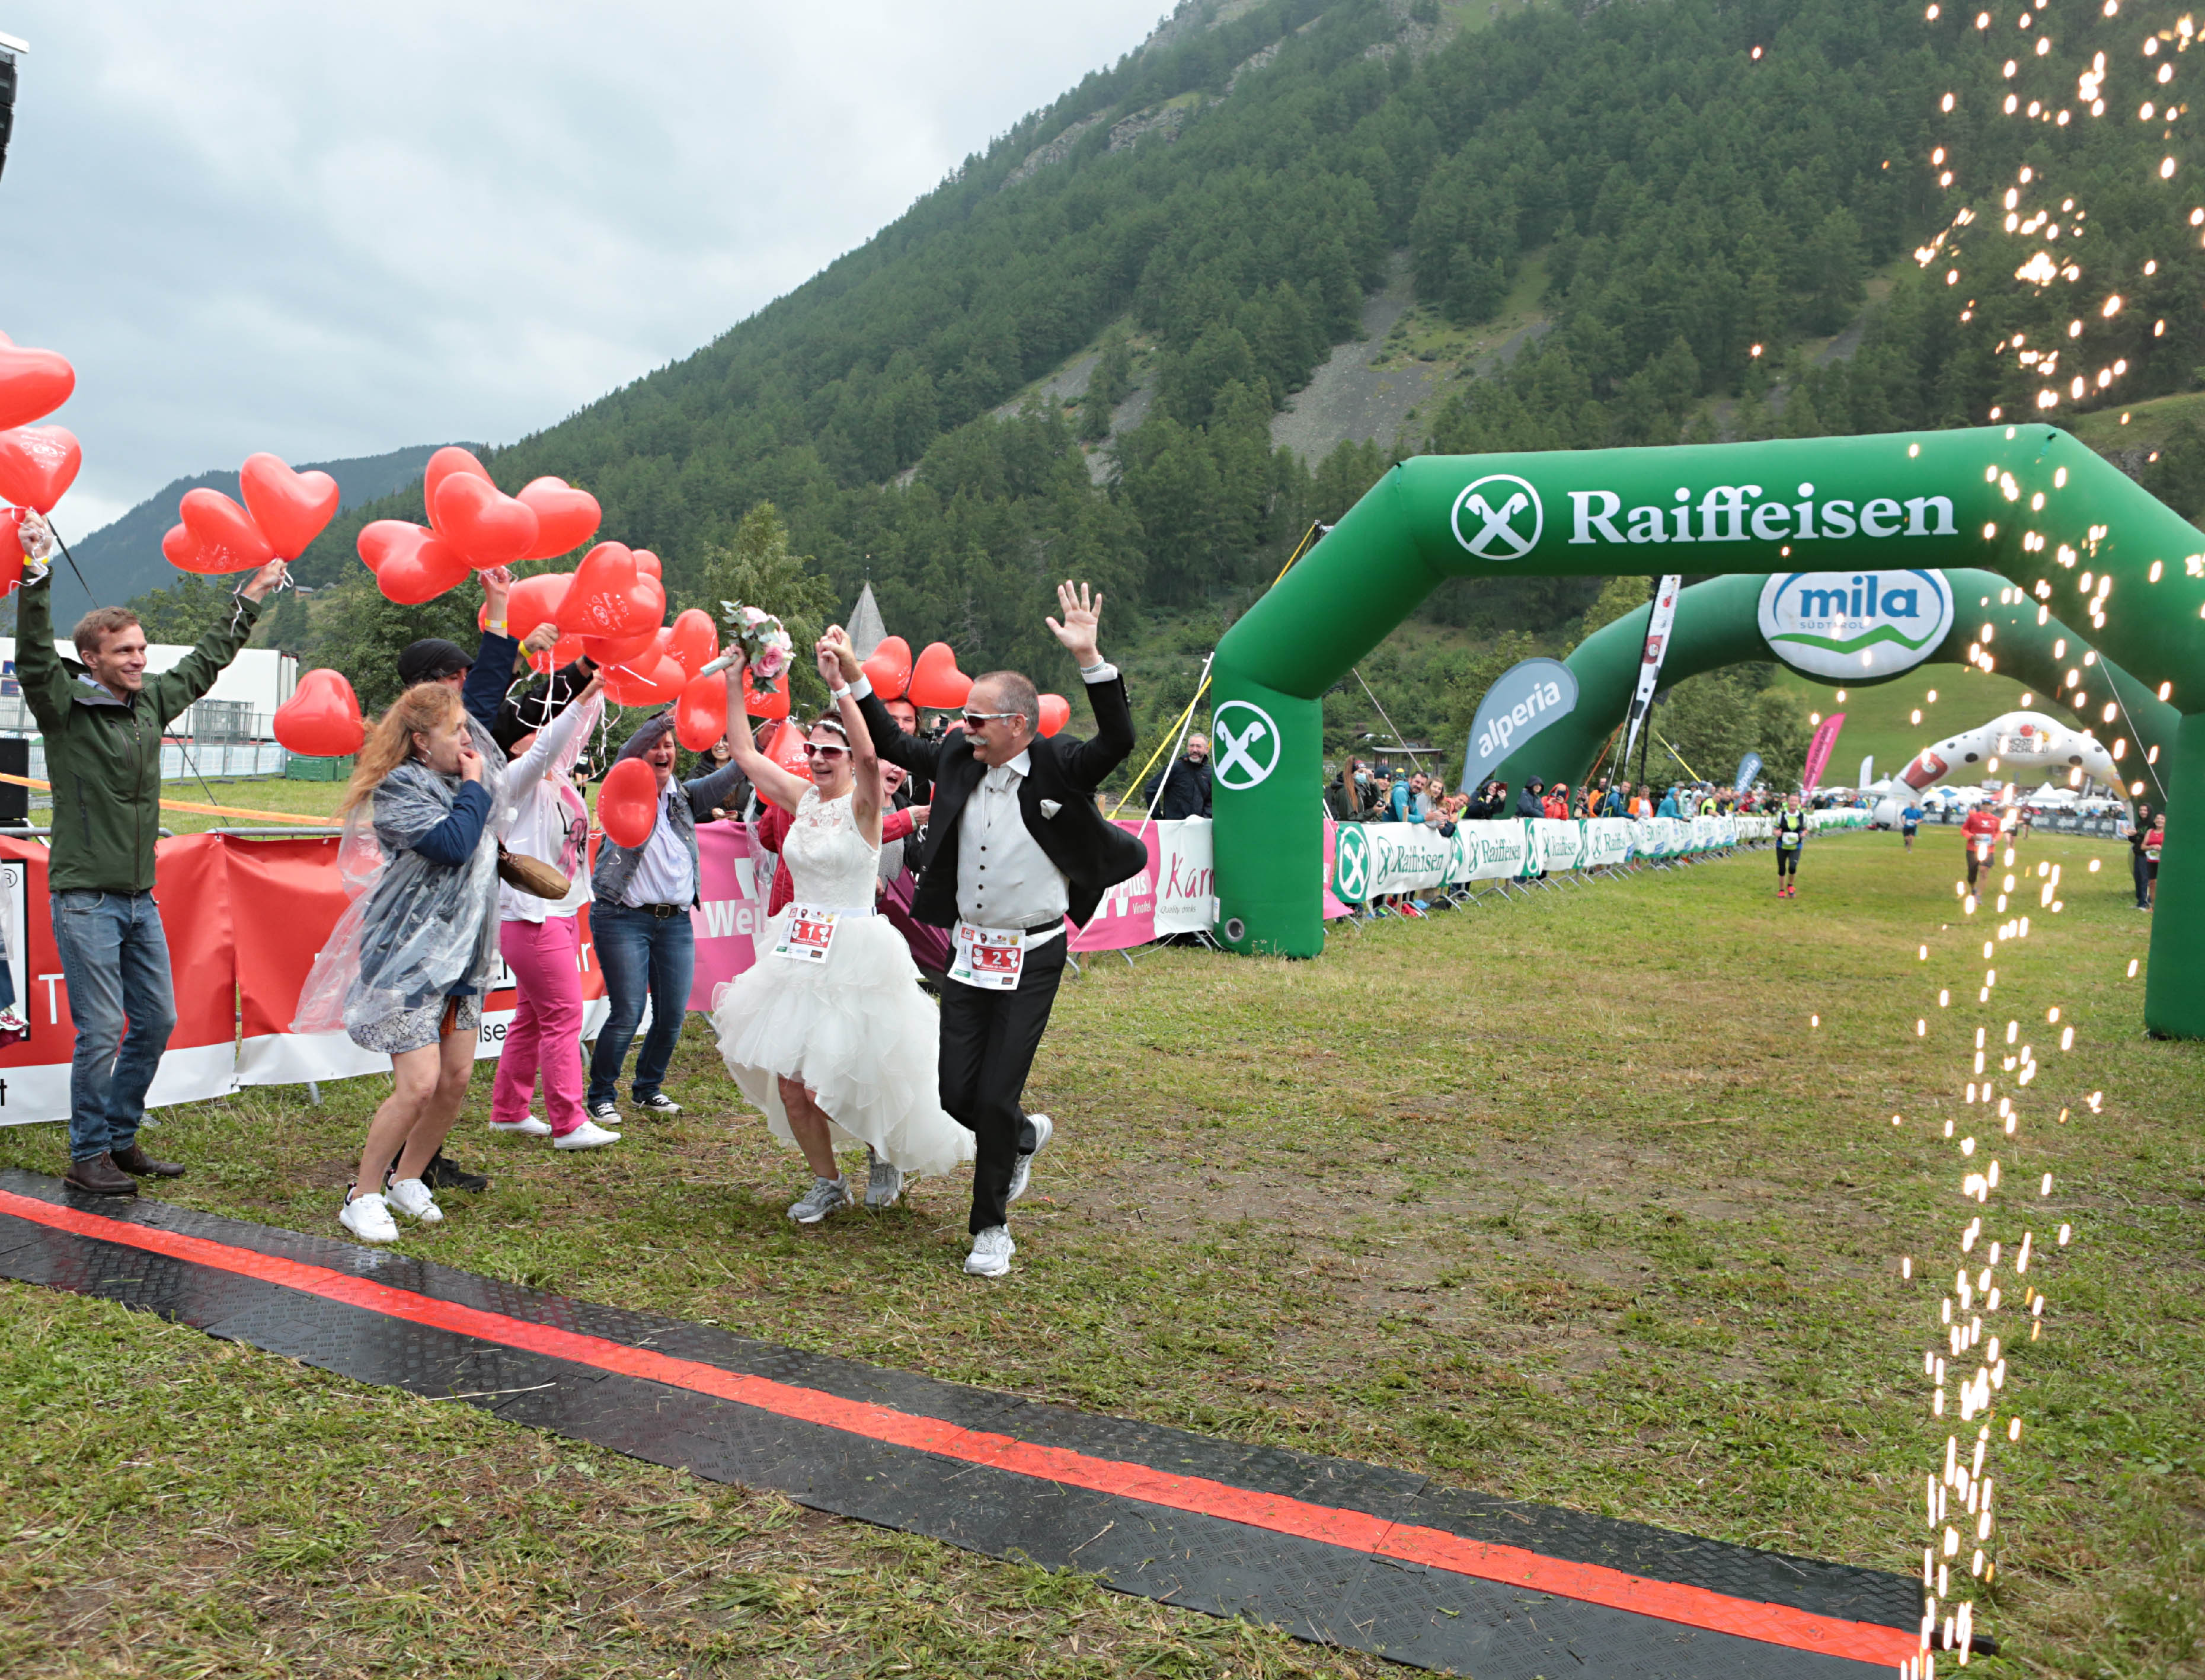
[
  {"xmin": 961, "ymin": 710, "xmax": 1021, "ymax": 731},
  {"xmin": 802, "ymin": 743, "xmax": 848, "ymax": 759}
]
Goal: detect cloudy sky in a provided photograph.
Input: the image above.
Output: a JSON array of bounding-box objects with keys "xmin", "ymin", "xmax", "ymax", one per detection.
[{"xmin": 1, "ymin": 1, "xmax": 1169, "ymax": 534}]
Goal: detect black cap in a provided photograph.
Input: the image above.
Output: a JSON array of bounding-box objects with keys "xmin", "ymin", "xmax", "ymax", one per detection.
[{"xmin": 398, "ymin": 638, "xmax": 471, "ymax": 686}]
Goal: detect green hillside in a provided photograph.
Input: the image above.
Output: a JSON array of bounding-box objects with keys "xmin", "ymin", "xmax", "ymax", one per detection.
[{"xmin": 120, "ymin": 0, "xmax": 2205, "ymax": 769}]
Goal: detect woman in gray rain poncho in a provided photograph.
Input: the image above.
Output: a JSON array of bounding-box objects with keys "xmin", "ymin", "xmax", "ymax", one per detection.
[{"xmin": 295, "ymin": 683, "xmax": 507, "ymax": 1244}]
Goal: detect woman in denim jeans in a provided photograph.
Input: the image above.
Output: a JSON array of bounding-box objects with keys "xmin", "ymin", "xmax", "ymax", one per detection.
[{"xmin": 585, "ymin": 701, "xmax": 746, "ymax": 1124}]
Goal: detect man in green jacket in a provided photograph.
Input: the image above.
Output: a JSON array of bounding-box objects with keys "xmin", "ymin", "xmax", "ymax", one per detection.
[{"xmin": 13, "ymin": 512, "xmax": 287, "ymax": 1196}]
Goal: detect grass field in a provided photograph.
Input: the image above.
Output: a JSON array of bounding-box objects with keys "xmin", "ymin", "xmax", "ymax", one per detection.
[{"xmin": 2, "ymin": 831, "xmax": 2198, "ymax": 1678}]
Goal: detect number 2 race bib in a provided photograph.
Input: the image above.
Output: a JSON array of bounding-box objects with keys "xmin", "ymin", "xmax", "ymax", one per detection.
[{"xmin": 951, "ymin": 923, "xmax": 1026, "ymax": 991}]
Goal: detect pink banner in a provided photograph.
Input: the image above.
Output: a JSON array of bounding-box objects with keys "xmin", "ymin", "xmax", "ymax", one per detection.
[
  {"xmin": 1070, "ymin": 820, "xmax": 1160, "ymax": 953},
  {"xmin": 686, "ymin": 822, "xmax": 771, "ymax": 1008},
  {"xmin": 1322, "ymin": 819, "xmax": 1351, "ymax": 919},
  {"xmin": 1802, "ymin": 712, "xmax": 1847, "ymax": 793}
]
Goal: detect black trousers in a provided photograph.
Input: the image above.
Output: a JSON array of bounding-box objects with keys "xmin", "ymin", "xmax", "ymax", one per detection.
[
  {"xmin": 938, "ymin": 932, "xmax": 1066, "ymax": 1235},
  {"xmin": 2133, "ymin": 849, "xmax": 2152, "ymax": 906}
]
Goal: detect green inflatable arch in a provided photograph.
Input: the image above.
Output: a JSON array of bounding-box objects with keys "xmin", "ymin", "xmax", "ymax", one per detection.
[
  {"xmin": 1208, "ymin": 427, "xmax": 2205, "ymax": 1039},
  {"xmin": 1490, "ymin": 568, "xmax": 2178, "ymax": 798}
]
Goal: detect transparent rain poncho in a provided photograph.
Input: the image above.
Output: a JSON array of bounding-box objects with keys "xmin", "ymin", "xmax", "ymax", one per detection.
[{"xmin": 293, "ymin": 732, "xmax": 509, "ymax": 1043}]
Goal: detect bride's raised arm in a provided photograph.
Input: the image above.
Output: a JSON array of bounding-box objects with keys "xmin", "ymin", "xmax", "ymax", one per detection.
[
  {"xmin": 823, "ymin": 638, "xmax": 882, "ymax": 846},
  {"xmin": 721, "ymin": 654, "xmax": 814, "ymax": 815}
]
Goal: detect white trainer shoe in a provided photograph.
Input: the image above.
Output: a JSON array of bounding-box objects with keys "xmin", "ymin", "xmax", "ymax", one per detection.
[
  {"xmin": 788, "ymin": 1176, "xmax": 850, "ymax": 1225},
  {"xmin": 964, "ymin": 1225, "xmax": 1015, "ymax": 1277},
  {"xmin": 864, "ymin": 1146, "xmax": 905, "ymax": 1209},
  {"xmin": 1006, "ymin": 1113, "xmax": 1053, "ymax": 1203},
  {"xmin": 340, "ymin": 1189, "xmax": 400, "ymax": 1244},
  {"xmin": 385, "ymin": 1177, "xmax": 443, "ymax": 1224},
  {"xmin": 489, "ymin": 1113, "xmax": 553, "ymax": 1137},
  {"xmin": 553, "ymin": 1119, "xmax": 622, "ymax": 1151}
]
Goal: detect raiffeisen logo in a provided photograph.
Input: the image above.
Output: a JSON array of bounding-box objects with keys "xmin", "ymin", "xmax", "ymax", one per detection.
[
  {"xmin": 1755, "ymin": 567, "xmax": 1956, "ymax": 681},
  {"xmin": 1566, "ymin": 481, "xmax": 1960, "ymax": 547}
]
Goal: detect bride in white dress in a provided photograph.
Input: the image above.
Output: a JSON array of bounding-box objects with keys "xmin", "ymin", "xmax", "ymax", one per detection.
[{"xmin": 711, "ymin": 643, "xmax": 973, "ymax": 1224}]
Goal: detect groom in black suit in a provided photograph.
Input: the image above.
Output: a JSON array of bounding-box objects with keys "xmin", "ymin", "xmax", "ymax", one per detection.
[{"xmin": 824, "ymin": 582, "xmax": 1146, "ymax": 1277}]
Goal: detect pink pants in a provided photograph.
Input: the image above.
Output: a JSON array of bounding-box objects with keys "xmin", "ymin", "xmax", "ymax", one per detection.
[{"xmin": 494, "ymin": 915, "xmax": 587, "ymax": 1137}]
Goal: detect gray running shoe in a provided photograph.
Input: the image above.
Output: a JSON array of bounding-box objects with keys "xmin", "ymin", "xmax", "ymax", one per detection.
[
  {"xmin": 864, "ymin": 1147, "xmax": 905, "ymax": 1209},
  {"xmin": 787, "ymin": 1176, "xmax": 849, "ymax": 1225},
  {"xmin": 964, "ymin": 1225, "xmax": 1015, "ymax": 1277},
  {"xmin": 1006, "ymin": 1112, "xmax": 1053, "ymax": 1203}
]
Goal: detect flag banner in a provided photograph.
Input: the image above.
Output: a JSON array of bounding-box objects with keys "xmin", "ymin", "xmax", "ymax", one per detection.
[
  {"xmin": 1459, "ymin": 657, "xmax": 1579, "ymax": 791},
  {"xmin": 1803, "ymin": 713, "xmax": 1848, "ymax": 793},
  {"xmin": 1734, "ymin": 751, "xmax": 1763, "ymax": 793},
  {"xmin": 1621, "ymin": 574, "xmax": 1683, "ymax": 771}
]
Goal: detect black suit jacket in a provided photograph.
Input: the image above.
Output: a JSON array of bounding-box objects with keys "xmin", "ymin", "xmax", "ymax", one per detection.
[{"xmin": 857, "ymin": 676, "xmax": 1148, "ymax": 929}]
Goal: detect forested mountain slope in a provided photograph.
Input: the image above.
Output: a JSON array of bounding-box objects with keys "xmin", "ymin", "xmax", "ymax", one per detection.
[{"xmin": 171, "ymin": 0, "xmax": 2201, "ymax": 761}]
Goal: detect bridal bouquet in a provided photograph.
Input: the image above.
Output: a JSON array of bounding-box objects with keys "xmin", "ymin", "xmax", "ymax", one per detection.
[{"xmin": 721, "ymin": 602, "xmax": 794, "ymax": 692}]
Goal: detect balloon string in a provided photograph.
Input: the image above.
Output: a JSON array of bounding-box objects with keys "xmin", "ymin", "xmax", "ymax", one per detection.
[{"xmin": 41, "ymin": 520, "xmax": 99, "ymax": 607}]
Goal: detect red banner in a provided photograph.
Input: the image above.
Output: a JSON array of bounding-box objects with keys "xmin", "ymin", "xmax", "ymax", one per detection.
[{"xmin": 0, "ymin": 834, "xmax": 242, "ymax": 1126}]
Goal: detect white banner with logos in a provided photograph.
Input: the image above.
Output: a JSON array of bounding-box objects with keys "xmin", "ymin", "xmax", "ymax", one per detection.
[{"xmin": 1331, "ymin": 812, "xmax": 1782, "ymax": 903}]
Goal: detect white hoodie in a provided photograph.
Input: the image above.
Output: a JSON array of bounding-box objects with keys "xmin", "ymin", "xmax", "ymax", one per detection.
[{"xmin": 497, "ymin": 694, "xmax": 603, "ymax": 924}]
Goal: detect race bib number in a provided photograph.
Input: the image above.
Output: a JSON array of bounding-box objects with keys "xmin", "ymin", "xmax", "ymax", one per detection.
[
  {"xmin": 774, "ymin": 906, "xmax": 839, "ymax": 964},
  {"xmin": 951, "ymin": 924, "xmax": 1025, "ymax": 991},
  {"xmin": 1779, "ymin": 831, "xmax": 1800, "ymax": 849}
]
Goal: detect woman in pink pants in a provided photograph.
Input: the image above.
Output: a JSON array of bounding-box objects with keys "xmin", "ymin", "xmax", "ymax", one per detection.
[{"xmin": 488, "ymin": 667, "xmax": 616, "ymax": 1149}]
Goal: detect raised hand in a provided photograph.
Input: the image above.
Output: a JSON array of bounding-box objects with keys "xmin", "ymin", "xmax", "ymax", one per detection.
[
  {"xmin": 817, "ymin": 624, "xmax": 861, "ymax": 682},
  {"xmin": 816, "ymin": 638, "xmax": 845, "ymax": 686},
  {"xmin": 239, "ymin": 557, "xmax": 290, "ymax": 603},
  {"xmin": 522, "ymin": 621, "xmax": 561, "ymax": 655},
  {"xmin": 1046, "ymin": 580, "xmax": 1102, "ymax": 666}
]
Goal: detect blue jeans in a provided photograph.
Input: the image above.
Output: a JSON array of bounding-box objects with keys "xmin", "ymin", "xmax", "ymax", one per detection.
[
  {"xmin": 587, "ymin": 902, "xmax": 694, "ymax": 1107},
  {"xmin": 49, "ymin": 889, "xmax": 178, "ymax": 1161}
]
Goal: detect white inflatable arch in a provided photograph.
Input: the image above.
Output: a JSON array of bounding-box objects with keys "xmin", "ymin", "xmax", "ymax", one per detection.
[{"xmin": 1872, "ymin": 711, "xmax": 2121, "ymax": 826}]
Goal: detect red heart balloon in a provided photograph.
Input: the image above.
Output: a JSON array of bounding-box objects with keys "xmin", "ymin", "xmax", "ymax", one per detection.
[
  {"xmin": 516, "ymin": 477, "xmax": 600, "ymax": 560},
  {"xmin": 239, "ymin": 452, "xmax": 340, "ymax": 561},
  {"xmin": 423, "ymin": 446, "xmax": 491, "ymax": 531},
  {"xmin": 359, "ymin": 520, "xmax": 472, "ymax": 604},
  {"xmin": 602, "ymin": 652, "xmax": 688, "ymax": 708},
  {"xmin": 743, "ymin": 666, "xmax": 790, "ymax": 720},
  {"xmin": 581, "ymin": 625, "xmax": 662, "ymax": 665},
  {"xmin": 162, "ymin": 522, "xmax": 230, "ymax": 575},
  {"xmin": 0, "ymin": 426, "xmax": 81, "ymax": 513},
  {"xmin": 861, "ymin": 634, "xmax": 912, "ymax": 700},
  {"xmin": 0, "ymin": 343, "xmax": 75, "ymax": 432},
  {"xmin": 0, "ymin": 509, "xmax": 23, "ymax": 596},
  {"xmin": 433, "ymin": 471, "xmax": 540, "ymax": 568},
  {"xmin": 273, "ymin": 668, "xmax": 365, "ymax": 758},
  {"xmin": 765, "ymin": 720, "xmax": 810, "ymax": 777},
  {"xmin": 667, "ymin": 608, "xmax": 719, "ymax": 676},
  {"xmin": 632, "ymin": 549, "xmax": 662, "ymax": 580},
  {"xmin": 180, "ymin": 487, "xmax": 274, "ymax": 571},
  {"xmin": 528, "ymin": 633, "xmax": 587, "ymax": 676},
  {"xmin": 557, "ymin": 542, "xmax": 664, "ymax": 638},
  {"xmin": 675, "ymin": 672, "xmax": 729, "ymax": 750},
  {"xmin": 597, "ymin": 757, "xmax": 660, "ymax": 849},
  {"xmin": 907, "ymin": 641, "xmax": 973, "ymax": 710},
  {"xmin": 504, "ymin": 571, "xmax": 572, "ymax": 638},
  {"xmin": 1038, "ymin": 694, "xmax": 1070, "ymax": 738}
]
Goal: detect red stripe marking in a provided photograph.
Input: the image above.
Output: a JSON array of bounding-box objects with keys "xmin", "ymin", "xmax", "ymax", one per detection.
[{"xmin": 0, "ymin": 1189, "xmax": 1915, "ymax": 1667}]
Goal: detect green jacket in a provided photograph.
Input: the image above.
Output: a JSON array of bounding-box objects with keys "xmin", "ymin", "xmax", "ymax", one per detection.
[{"xmin": 16, "ymin": 576, "xmax": 264, "ymax": 893}]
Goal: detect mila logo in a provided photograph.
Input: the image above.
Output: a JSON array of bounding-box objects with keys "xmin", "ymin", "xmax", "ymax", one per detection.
[{"xmin": 1756, "ymin": 568, "xmax": 1955, "ymax": 681}]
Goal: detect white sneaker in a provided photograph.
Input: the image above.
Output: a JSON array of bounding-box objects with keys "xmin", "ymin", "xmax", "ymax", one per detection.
[
  {"xmin": 553, "ymin": 1119, "xmax": 622, "ymax": 1151},
  {"xmin": 1007, "ymin": 1113, "xmax": 1053, "ymax": 1203},
  {"xmin": 787, "ymin": 1176, "xmax": 850, "ymax": 1225},
  {"xmin": 864, "ymin": 1146, "xmax": 905, "ymax": 1209},
  {"xmin": 0, "ymin": 1005, "xmax": 25, "ymax": 1034},
  {"xmin": 489, "ymin": 1113, "xmax": 553, "ymax": 1137},
  {"xmin": 964, "ymin": 1225, "xmax": 1015, "ymax": 1277},
  {"xmin": 385, "ymin": 1177, "xmax": 443, "ymax": 1224},
  {"xmin": 340, "ymin": 1189, "xmax": 400, "ymax": 1244}
]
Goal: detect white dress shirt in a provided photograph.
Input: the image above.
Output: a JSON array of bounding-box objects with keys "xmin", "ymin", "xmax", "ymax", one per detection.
[
  {"xmin": 622, "ymin": 785, "xmax": 695, "ymax": 907},
  {"xmin": 957, "ymin": 750, "xmax": 1066, "ymax": 937}
]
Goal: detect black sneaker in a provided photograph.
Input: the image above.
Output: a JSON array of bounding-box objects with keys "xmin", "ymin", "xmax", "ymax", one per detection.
[
  {"xmin": 636, "ymin": 1093, "xmax": 683, "ymax": 1116},
  {"xmin": 421, "ymin": 1151, "xmax": 489, "ymax": 1193}
]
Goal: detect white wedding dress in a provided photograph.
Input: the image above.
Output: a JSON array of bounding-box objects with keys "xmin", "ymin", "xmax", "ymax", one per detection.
[{"xmin": 710, "ymin": 788, "xmax": 973, "ymax": 1176}]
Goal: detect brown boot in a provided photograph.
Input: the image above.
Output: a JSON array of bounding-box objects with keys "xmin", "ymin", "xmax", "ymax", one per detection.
[
  {"xmin": 63, "ymin": 1153, "xmax": 139, "ymax": 1197},
  {"xmin": 112, "ymin": 1142, "xmax": 186, "ymax": 1180}
]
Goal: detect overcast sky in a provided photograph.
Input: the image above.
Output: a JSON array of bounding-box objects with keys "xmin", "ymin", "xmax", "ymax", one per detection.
[{"xmin": 0, "ymin": 1, "xmax": 1169, "ymax": 535}]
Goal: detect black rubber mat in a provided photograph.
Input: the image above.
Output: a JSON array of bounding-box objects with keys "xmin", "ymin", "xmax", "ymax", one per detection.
[{"xmin": 0, "ymin": 1169, "xmax": 1920, "ymax": 1677}]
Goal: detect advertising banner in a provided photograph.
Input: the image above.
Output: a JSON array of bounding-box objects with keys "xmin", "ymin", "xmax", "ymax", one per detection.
[
  {"xmin": 0, "ymin": 834, "xmax": 241, "ymax": 1125},
  {"xmin": 1581, "ymin": 817, "xmax": 1634, "ymax": 869},
  {"xmin": 1463, "ymin": 819, "xmax": 1530, "ymax": 881},
  {"xmin": 1622, "ymin": 573, "xmax": 1683, "ymax": 771},
  {"xmin": 1535, "ymin": 817, "xmax": 1584, "ymax": 871},
  {"xmin": 1153, "ymin": 817, "xmax": 1218, "ymax": 935},
  {"xmin": 1803, "ymin": 712, "xmax": 1846, "ymax": 793},
  {"xmin": 688, "ymin": 823, "xmax": 771, "ymax": 1006},
  {"xmin": 1072, "ymin": 821, "xmax": 1161, "ymax": 953},
  {"xmin": 1321, "ymin": 820, "xmax": 1351, "ymax": 918},
  {"xmin": 1459, "ymin": 657, "xmax": 1579, "ymax": 793}
]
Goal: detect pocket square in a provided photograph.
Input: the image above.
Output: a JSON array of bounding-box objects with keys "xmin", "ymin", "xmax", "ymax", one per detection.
[{"xmin": 1039, "ymin": 799, "xmax": 1063, "ymax": 819}]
